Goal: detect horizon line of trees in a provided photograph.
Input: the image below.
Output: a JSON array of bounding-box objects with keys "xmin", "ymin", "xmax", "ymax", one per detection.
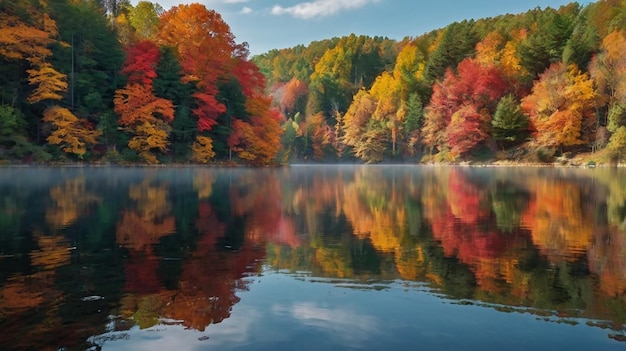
[{"xmin": 3, "ymin": 0, "xmax": 626, "ymax": 165}]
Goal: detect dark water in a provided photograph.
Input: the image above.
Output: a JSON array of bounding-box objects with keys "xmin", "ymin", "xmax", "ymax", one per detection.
[{"xmin": 1, "ymin": 165, "xmax": 625, "ymax": 350}]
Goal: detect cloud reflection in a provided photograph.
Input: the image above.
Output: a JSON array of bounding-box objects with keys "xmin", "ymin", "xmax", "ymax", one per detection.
[{"xmin": 274, "ymin": 302, "xmax": 379, "ymax": 345}]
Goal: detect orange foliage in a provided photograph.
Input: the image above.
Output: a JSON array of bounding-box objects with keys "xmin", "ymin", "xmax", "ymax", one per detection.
[
  {"xmin": 229, "ymin": 99, "xmax": 283, "ymax": 165},
  {"xmin": 114, "ymin": 83, "xmax": 174, "ymax": 126},
  {"xmin": 521, "ymin": 178, "xmax": 593, "ymax": 262},
  {"xmin": 116, "ymin": 211, "xmax": 176, "ymax": 251},
  {"xmin": 0, "ymin": 12, "xmax": 55, "ymax": 61},
  {"xmin": 521, "ymin": 63, "xmax": 596, "ymax": 148},
  {"xmin": 30, "ymin": 234, "xmax": 72, "ymax": 271}
]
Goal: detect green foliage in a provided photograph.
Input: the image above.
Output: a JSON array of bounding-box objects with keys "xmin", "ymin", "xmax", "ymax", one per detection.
[
  {"xmin": 492, "ymin": 95, "xmax": 528, "ymax": 145},
  {"xmin": 607, "ymin": 104, "xmax": 626, "ymax": 133},
  {"xmin": 607, "ymin": 126, "xmax": 626, "ymax": 160},
  {"xmin": 518, "ymin": 7, "xmax": 577, "ymax": 77},
  {"xmin": 0, "ymin": 105, "xmax": 26, "ymax": 139},
  {"xmin": 562, "ymin": 9, "xmax": 598, "ymax": 69},
  {"xmin": 404, "ymin": 93, "xmax": 423, "ymax": 135},
  {"xmin": 424, "ymin": 20, "xmax": 479, "ymax": 82}
]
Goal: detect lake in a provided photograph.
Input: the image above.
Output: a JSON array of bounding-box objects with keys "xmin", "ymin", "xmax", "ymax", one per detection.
[{"xmin": 0, "ymin": 165, "xmax": 625, "ymax": 350}]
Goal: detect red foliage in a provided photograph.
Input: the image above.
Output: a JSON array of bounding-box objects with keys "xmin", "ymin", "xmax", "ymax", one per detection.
[
  {"xmin": 424, "ymin": 58, "xmax": 507, "ymax": 152},
  {"xmin": 122, "ymin": 40, "xmax": 161, "ymax": 86},
  {"xmin": 193, "ymin": 91, "xmax": 226, "ymax": 132}
]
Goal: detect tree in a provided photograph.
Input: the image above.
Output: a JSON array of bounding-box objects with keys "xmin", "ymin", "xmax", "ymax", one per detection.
[
  {"xmin": 424, "ymin": 20, "xmax": 478, "ymax": 82},
  {"xmin": 128, "ymin": 1, "xmax": 162, "ymax": 39},
  {"xmin": 43, "ymin": 106, "xmax": 101, "ymax": 158},
  {"xmin": 521, "ymin": 62, "xmax": 596, "ymax": 149},
  {"xmin": 446, "ymin": 105, "xmax": 489, "ymax": 156},
  {"xmin": 403, "ymin": 93, "xmax": 423, "ymax": 156},
  {"xmin": 589, "ymin": 30, "xmax": 626, "ymax": 133},
  {"xmin": 279, "ymin": 78, "xmax": 308, "ymax": 117},
  {"xmin": 491, "ymin": 94, "xmax": 529, "ymax": 147},
  {"xmin": 158, "ymin": 4, "xmax": 234, "ymax": 135},
  {"xmin": 114, "ymin": 83, "xmax": 174, "ymax": 126},
  {"xmin": 127, "ymin": 119, "xmax": 171, "ymax": 164},
  {"xmin": 370, "ymin": 71, "xmax": 401, "ymax": 156},
  {"xmin": 423, "ymin": 58, "xmax": 507, "ymax": 155},
  {"xmin": 122, "ymin": 40, "xmax": 160, "ymax": 85},
  {"xmin": 518, "ymin": 8, "xmax": 577, "ymax": 77},
  {"xmin": 114, "ymin": 63, "xmax": 175, "ymax": 164},
  {"xmin": 343, "ymin": 89, "xmax": 376, "ymax": 152},
  {"xmin": 153, "ymin": 46, "xmax": 195, "ymax": 160},
  {"xmin": 26, "ymin": 62, "xmax": 68, "ymax": 103},
  {"xmin": 228, "ymin": 96, "xmax": 284, "ymax": 165},
  {"xmin": 309, "ymin": 45, "xmax": 353, "ymax": 117}
]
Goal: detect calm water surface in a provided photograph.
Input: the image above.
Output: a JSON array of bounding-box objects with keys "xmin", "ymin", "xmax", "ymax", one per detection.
[{"xmin": 1, "ymin": 165, "xmax": 625, "ymax": 350}]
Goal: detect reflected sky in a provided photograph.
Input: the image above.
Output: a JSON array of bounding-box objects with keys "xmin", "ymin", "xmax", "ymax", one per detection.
[{"xmin": 95, "ymin": 271, "xmax": 621, "ymax": 351}]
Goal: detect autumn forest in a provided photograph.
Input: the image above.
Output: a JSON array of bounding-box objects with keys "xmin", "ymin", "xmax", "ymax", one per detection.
[{"xmin": 3, "ymin": 0, "xmax": 626, "ymax": 164}]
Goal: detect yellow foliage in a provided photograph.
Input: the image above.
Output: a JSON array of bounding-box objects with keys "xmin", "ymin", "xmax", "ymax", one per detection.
[
  {"xmin": 500, "ymin": 41, "xmax": 527, "ymax": 80},
  {"xmin": 46, "ymin": 177, "xmax": 100, "ymax": 229},
  {"xmin": 127, "ymin": 120, "xmax": 171, "ymax": 164},
  {"xmin": 27, "ymin": 62, "xmax": 67, "ymax": 103},
  {"xmin": 193, "ymin": 171, "xmax": 217, "ymax": 199},
  {"xmin": 314, "ymin": 247, "xmax": 353, "ymax": 278},
  {"xmin": 43, "ymin": 106, "xmax": 101, "ymax": 157},
  {"xmin": 521, "ymin": 63, "xmax": 596, "ymax": 147},
  {"xmin": 475, "ymin": 31, "xmax": 503, "ymax": 66},
  {"xmin": 192, "ymin": 135, "xmax": 216, "ymax": 163},
  {"xmin": 128, "ymin": 180, "xmax": 172, "ymax": 220}
]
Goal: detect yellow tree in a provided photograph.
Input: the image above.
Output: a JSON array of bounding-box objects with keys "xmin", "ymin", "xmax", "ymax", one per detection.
[
  {"xmin": 475, "ymin": 30, "xmax": 528, "ymax": 89},
  {"xmin": 370, "ymin": 72, "xmax": 401, "ymax": 155},
  {"xmin": 127, "ymin": 120, "xmax": 171, "ymax": 164},
  {"xmin": 393, "ymin": 43, "xmax": 426, "ymax": 99},
  {"xmin": 43, "ymin": 107, "xmax": 101, "ymax": 158},
  {"xmin": 26, "ymin": 62, "xmax": 68, "ymax": 103},
  {"xmin": 475, "ymin": 31, "xmax": 503, "ymax": 66},
  {"xmin": 521, "ymin": 63, "xmax": 596, "ymax": 149}
]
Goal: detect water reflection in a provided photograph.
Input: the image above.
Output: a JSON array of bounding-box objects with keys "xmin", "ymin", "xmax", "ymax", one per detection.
[{"xmin": 1, "ymin": 165, "xmax": 626, "ymax": 349}]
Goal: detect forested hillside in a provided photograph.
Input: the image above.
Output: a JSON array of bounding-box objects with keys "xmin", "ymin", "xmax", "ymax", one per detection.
[
  {"xmin": 256, "ymin": 0, "xmax": 626, "ymax": 163},
  {"xmin": 1, "ymin": 0, "xmax": 281, "ymax": 165},
  {"xmin": 2, "ymin": 0, "xmax": 626, "ymax": 164}
]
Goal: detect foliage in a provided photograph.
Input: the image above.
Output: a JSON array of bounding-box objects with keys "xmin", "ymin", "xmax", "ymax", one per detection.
[
  {"xmin": 43, "ymin": 106, "xmax": 101, "ymax": 158},
  {"xmin": 492, "ymin": 94, "xmax": 529, "ymax": 145},
  {"xmin": 3, "ymin": 0, "xmax": 626, "ymax": 164},
  {"xmin": 423, "ymin": 58, "xmax": 507, "ymax": 155},
  {"xmin": 521, "ymin": 63, "xmax": 596, "ymax": 149}
]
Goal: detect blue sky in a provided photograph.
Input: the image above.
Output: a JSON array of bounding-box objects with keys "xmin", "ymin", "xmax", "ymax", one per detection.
[{"xmin": 142, "ymin": 0, "xmax": 593, "ymax": 55}]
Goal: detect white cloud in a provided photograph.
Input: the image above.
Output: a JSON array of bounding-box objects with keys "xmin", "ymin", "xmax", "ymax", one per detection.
[
  {"xmin": 241, "ymin": 6, "xmax": 253, "ymax": 14},
  {"xmin": 271, "ymin": 0, "xmax": 376, "ymax": 19},
  {"xmin": 224, "ymin": 0, "xmax": 250, "ymax": 3}
]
